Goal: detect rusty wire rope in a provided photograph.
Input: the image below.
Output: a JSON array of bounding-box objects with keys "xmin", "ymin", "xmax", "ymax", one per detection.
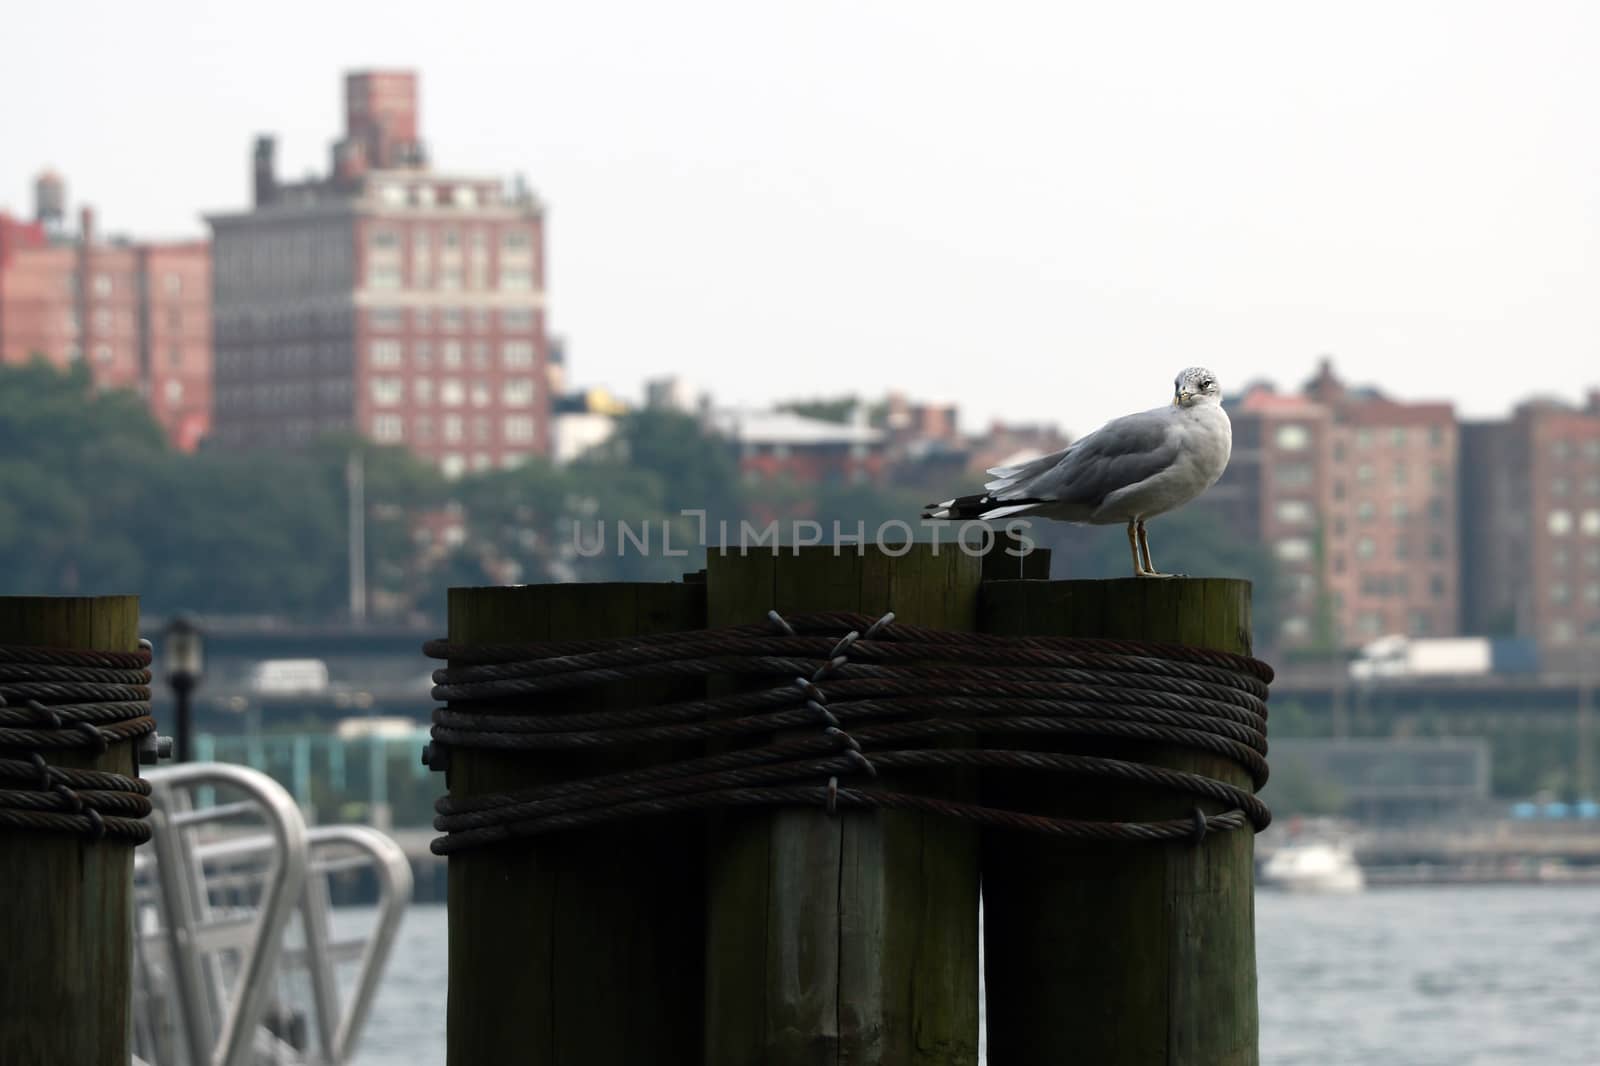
[
  {"xmin": 423, "ymin": 612, "xmax": 1273, "ymax": 856},
  {"xmin": 0, "ymin": 643, "xmax": 157, "ymax": 843}
]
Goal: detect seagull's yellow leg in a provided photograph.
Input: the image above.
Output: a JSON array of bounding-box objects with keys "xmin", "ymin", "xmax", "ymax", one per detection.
[
  {"xmin": 1126, "ymin": 519, "xmax": 1147, "ymax": 576},
  {"xmin": 1137, "ymin": 519, "xmax": 1181, "ymax": 579}
]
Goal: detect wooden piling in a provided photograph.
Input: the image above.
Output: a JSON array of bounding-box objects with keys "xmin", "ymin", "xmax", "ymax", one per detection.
[
  {"xmin": 978, "ymin": 578, "xmax": 1259, "ymax": 1066},
  {"xmin": 444, "ymin": 582, "xmax": 707, "ymax": 1066},
  {"xmin": 0, "ymin": 595, "xmax": 141, "ymax": 1066},
  {"xmin": 704, "ymin": 544, "xmax": 986, "ymax": 1066}
]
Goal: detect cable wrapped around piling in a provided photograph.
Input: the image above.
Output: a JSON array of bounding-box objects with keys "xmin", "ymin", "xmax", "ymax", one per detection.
[
  {"xmin": 0, "ymin": 644, "xmax": 156, "ymax": 843},
  {"xmin": 423, "ymin": 611, "xmax": 1273, "ymax": 855}
]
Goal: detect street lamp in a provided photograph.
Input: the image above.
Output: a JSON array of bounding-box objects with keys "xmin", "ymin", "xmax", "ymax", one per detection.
[{"xmin": 163, "ymin": 614, "xmax": 204, "ymax": 762}]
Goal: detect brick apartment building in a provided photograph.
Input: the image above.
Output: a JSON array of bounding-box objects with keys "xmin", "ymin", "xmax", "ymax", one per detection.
[
  {"xmin": 0, "ymin": 172, "xmax": 212, "ymax": 450},
  {"xmin": 1462, "ymin": 395, "xmax": 1600, "ymax": 662},
  {"xmin": 1207, "ymin": 385, "xmax": 1334, "ymax": 648},
  {"xmin": 1201, "ymin": 360, "xmax": 1459, "ymax": 651},
  {"xmin": 207, "ymin": 71, "xmax": 551, "ymax": 476}
]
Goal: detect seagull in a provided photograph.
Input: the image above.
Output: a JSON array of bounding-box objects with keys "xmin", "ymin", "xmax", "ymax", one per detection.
[{"xmin": 923, "ymin": 367, "xmax": 1232, "ymax": 577}]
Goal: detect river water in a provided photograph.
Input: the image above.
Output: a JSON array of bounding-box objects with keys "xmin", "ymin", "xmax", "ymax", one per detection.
[{"xmin": 348, "ymin": 886, "xmax": 1600, "ymax": 1065}]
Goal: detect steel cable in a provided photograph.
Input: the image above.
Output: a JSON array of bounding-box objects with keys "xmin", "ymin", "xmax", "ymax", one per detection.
[
  {"xmin": 0, "ymin": 644, "xmax": 157, "ymax": 843},
  {"xmin": 425, "ymin": 611, "xmax": 1273, "ymax": 855}
]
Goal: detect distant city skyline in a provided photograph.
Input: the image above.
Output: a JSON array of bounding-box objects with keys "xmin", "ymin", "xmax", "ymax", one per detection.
[{"xmin": 8, "ymin": 0, "xmax": 1599, "ymax": 432}]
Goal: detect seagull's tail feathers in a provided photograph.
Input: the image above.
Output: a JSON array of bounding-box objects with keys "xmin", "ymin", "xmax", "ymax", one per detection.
[
  {"xmin": 984, "ymin": 448, "xmax": 1069, "ymax": 496},
  {"xmin": 922, "ymin": 494, "xmax": 1047, "ymax": 522}
]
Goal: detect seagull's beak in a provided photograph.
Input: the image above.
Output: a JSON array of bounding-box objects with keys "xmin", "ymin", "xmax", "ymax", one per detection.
[{"xmin": 1174, "ymin": 390, "xmax": 1192, "ymax": 406}]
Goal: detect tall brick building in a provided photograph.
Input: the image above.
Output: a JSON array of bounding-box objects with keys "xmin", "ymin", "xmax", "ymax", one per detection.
[
  {"xmin": 1461, "ymin": 395, "xmax": 1600, "ymax": 663},
  {"xmin": 0, "ymin": 175, "xmax": 212, "ymax": 450},
  {"xmin": 208, "ymin": 71, "xmax": 551, "ymax": 475},
  {"xmin": 1207, "ymin": 385, "xmax": 1334, "ymax": 648},
  {"xmin": 1197, "ymin": 360, "xmax": 1459, "ymax": 651}
]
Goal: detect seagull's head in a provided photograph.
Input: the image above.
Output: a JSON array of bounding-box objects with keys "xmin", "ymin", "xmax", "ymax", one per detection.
[{"xmin": 1173, "ymin": 367, "xmax": 1223, "ymax": 408}]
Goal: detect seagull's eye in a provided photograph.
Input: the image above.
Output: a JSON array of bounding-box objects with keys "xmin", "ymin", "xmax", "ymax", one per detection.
[{"xmin": 1200, "ymin": 379, "xmax": 1214, "ymax": 390}]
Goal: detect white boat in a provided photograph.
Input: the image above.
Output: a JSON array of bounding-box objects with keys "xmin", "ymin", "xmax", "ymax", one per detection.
[{"xmin": 1260, "ymin": 840, "xmax": 1366, "ymax": 893}]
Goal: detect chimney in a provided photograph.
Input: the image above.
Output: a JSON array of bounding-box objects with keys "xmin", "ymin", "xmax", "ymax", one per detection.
[
  {"xmin": 79, "ymin": 205, "xmax": 95, "ymax": 246},
  {"xmin": 33, "ymin": 170, "xmax": 65, "ymax": 230},
  {"xmin": 254, "ymin": 136, "xmax": 278, "ymax": 207}
]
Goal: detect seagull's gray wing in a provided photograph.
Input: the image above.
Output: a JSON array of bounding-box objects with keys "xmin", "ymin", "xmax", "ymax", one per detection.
[{"xmin": 1008, "ymin": 407, "xmax": 1180, "ymax": 508}]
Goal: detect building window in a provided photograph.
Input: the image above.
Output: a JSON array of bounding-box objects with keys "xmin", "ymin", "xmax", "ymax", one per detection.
[
  {"xmin": 1356, "ymin": 428, "xmax": 1374, "ymax": 449},
  {"xmin": 1553, "ymin": 441, "xmax": 1572, "ymax": 462},
  {"xmin": 443, "ymin": 341, "xmax": 463, "ymax": 368},
  {"xmin": 1581, "ymin": 510, "xmax": 1600, "ymax": 536},
  {"xmin": 443, "ymin": 415, "xmax": 464, "ymax": 443},
  {"xmin": 371, "ymin": 377, "xmax": 404, "ymax": 406},
  {"xmin": 505, "ymin": 415, "xmax": 536, "ymax": 443},
  {"xmin": 471, "ymin": 342, "xmax": 490, "ymax": 368},
  {"xmin": 1430, "ymin": 575, "xmax": 1447, "ymax": 599},
  {"xmin": 472, "ymin": 308, "xmax": 491, "ymax": 332},
  {"xmin": 371, "ymin": 307, "xmax": 404, "ymax": 330},
  {"xmin": 1553, "ymin": 476, "xmax": 1571, "ymax": 498},
  {"xmin": 1275, "ymin": 499, "xmax": 1313, "ymax": 525},
  {"xmin": 1356, "ymin": 463, "xmax": 1375, "ymax": 485},
  {"xmin": 93, "ymin": 274, "xmax": 112, "ymax": 296},
  {"xmin": 504, "ymin": 228, "xmax": 532, "ymax": 250},
  {"xmin": 470, "ymin": 416, "xmax": 491, "ymax": 444},
  {"xmin": 441, "ymin": 453, "xmax": 466, "ymax": 478},
  {"xmin": 1585, "ymin": 476, "xmax": 1600, "ymax": 497},
  {"xmin": 415, "ymin": 185, "xmax": 436, "ymax": 207},
  {"xmin": 94, "ymin": 344, "xmax": 113, "ymax": 363},
  {"xmin": 413, "ymin": 378, "xmax": 434, "ymax": 405},
  {"xmin": 1274, "ymin": 538, "xmax": 1313, "ymax": 562},
  {"xmin": 502, "ymin": 341, "xmax": 535, "ymax": 368},
  {"xmin": 1428, "ymin": 497, "xmax": 1446, "ymax": 520},
  {"xmin": 370, "ymin": 340, "xmax": 403, "ymax": 367},
  {"xmin": 414, "ymin": 341, "xmax": 433, "ymax": 368},
  {"xmin": 1356, "ymin": 536, "xmax": 1376, "ymax": 560},
  {"xmin": 414, "ymin": 415, "xmax": 434, "ymax": 442},
  {"xmin": 370, "ymin": 228, "xmax": 401, "ymax": 249},
  {"xmin": 455, "ymin": 185, "xmax": 478, "ymax": 209},
  {"xmin": 472, "ymin": 452, "xmax": 492, "ymax": 471},
  {"xmin": 1428, "ymin": 537, "xmax": 1446, "ymax": 560},
  {"xmin": 1275, "ymin": 424, "xmax": 1310, "ymax": 451},
  {"xmin": 470, "ymin": 382, "xmax": 491, "ymax": 408},
  {"xmin": 1428, "ymin": 425, "xmax": 1444, "ymax": 447},
  {"xmin": 1391, "ymin": 499, "xmax": 1410, "ymax": 521},
  {"xmin": 1408, "ymin": 611, "xmax": 1431, "ymax": 636},
  {"xmin": 442, "ymin": 308, "xmax": 464, "ymax": 332},
  {"xmin": 1357, "ymin": 500, "xmax": 1376, "ymax": 522},
  {"xmin": 1332, "ymin": 480, "xmax": 1346, "ymax": 501},
  {"xmin": 164, "ymin": 380, "xmax": 184, "ymax": 406},
  {"xmin": 441, "ymin": 379, "xmax": 465, "ymax": 407},
  {"xmin": 1550, "ymin": 620, "xmax": 1575, "ymax": 644},
  {"xmin": 373, "ymin": 414, "xmax": 404, "ymax": 443},
  {"xmin": 440, "ymin": 267, "xmax": 463, "ymax": 290},
  {"xmin": 1390, "ymin": 428, "xmax": 1408, "ymax": 448},
  {"xmin": 502, "ymin": 309, "xmax": 534, "ymax": 330},
  {"xmin": 1585, "ymin": 547, "xmax": 1600, "ymax": 570},
  {"xmin": 1281, "ymin": 617, "xmax": 1311, "ymax": 641},
  {"xmin": 1549, "ymin": 510, "xmax": 1574, "ymax": 536},
  {"xmin": 1395, "ymin": 537, "xmax": 1410, "ymax": 561},
  {"xmin": 1583, "ymin": 582, "xmax": 1600, "ymax": 606},
  {"xmin": 379, "ymin": 184, "xmax": 406, "ymax": 206},
  {"xmin": 1357, "ymin": 612, "xmax": 1383, "ymax": 637},
  {"xmin": 1393, "ymin": 463, "xmax": 1408, "ymax": 487},
  {"xmin": 470, "ymin": 227, "xmax": 487, "ymax": 251},
  {"xmin": 503, "ymin": 379, "xmax": 535, "ymax": 407},
  {"xmin": 500, "ymin": 268, "xmax": 535, "ymax": 291},
  {"xmin": 1276, "ymin": 464, "xmax": 1313, "ymax": 488},
  {"xmin": 443, "ymin": 228, "xmax": 460, "ymax": 250},
  {"xmin": 164, "ymin": 273, "xmax": 182, "ymax": 295},
  {"xmin": 1551, "ymin": 582, "xmax": 1571, "ymax": 605},
  {"xmin": 368, "ymin": 264, "xmax": 401, "ymax": 289}
]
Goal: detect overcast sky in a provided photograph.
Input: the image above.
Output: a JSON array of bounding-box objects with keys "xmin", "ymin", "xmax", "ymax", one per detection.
[{"xmin": 5, "ymin": 0, "xmax": 1598, "ymax": 433}]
